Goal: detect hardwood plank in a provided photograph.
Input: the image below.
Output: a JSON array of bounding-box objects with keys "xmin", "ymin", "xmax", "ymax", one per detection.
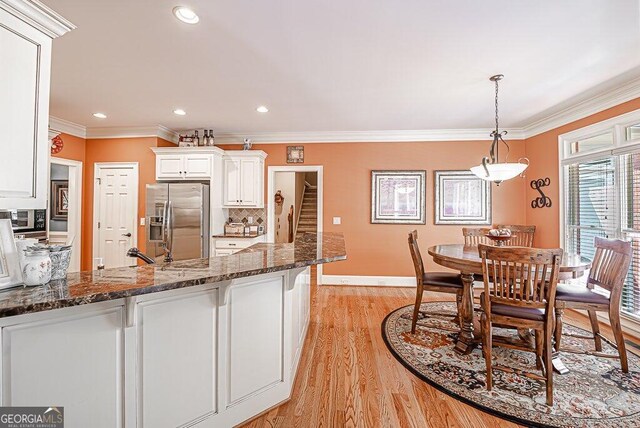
[{"xmin": 238, "ymin": 277, "xmax": 640, "ymax": 428}]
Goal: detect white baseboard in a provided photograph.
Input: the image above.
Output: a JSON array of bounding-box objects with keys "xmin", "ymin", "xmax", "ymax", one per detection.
[{"xmin": 322, "ymin": 275, "xmax": 416, "ymax": 287}]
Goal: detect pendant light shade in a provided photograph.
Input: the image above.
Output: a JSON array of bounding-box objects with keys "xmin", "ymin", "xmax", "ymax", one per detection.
[
  {"xmin": 470, "ymin": 74, "xmax": 528, "ymax": 185},
  {"xmin": 470, "ymin": 161, "xmax": 528, "ymax": 183}
]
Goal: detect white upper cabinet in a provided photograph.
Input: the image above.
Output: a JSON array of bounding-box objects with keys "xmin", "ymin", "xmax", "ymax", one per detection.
[
  {"xmin": 152, "ymin": 147, "xmax": 223, "ymax": 181},
  {"xmin": 223, "ymin": 151, "xmax": 266, "ymax": 208},
  {"xmin": 0, "ymin": 1, "xmax": 74, "ymax": 209}
]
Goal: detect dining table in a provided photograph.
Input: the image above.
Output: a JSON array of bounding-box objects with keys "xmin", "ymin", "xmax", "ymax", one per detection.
[{"xmin": 427, "ymin": 243, "xmax": 592, "ymax": 373}]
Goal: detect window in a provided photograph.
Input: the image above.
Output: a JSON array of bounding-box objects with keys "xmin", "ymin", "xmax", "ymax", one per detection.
[
  {"xmin": 569, "ymin": 132, "xmax": 614, "ymax": 155},
  {"xmin": 562, "ymin": 111, "xmax": 640, "ymax": 320},
  {"xmin": 626, "ymin": 124, "xmax": 640, "ymax": 142}
]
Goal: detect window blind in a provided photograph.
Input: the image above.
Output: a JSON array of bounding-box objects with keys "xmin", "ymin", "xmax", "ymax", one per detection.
[
  {"xmin": 620, "ymin": 153, "xmax": 640, "ymax": 318},
  {"xmin": 564, "ymin": 158, "xmax": 616, "ymax": 255},
  {"xmin": 564, "ymin": 155, "xmax": 640, "ymax": 319}
]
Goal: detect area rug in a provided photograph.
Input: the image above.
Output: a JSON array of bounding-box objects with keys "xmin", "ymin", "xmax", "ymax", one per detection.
[{"xmin": 382, "ymin": 301, "xmax": 640, "ymax": 428}]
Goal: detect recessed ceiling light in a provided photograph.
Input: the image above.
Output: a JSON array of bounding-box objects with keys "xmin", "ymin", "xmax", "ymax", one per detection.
[
  {"xmin": 256, "ymin": 106, "xmax": 269, "ymax": 113},
  {"xmin": 173, "ymin": 6, "xmax": 199, "ymax": 24},
  {"xmin": 93, "ymin": 112, "xmax": 107, "ymax": 119},
  {"xmin": 173, "ymin": 109, "xmax": 187, "ymax": 116}
]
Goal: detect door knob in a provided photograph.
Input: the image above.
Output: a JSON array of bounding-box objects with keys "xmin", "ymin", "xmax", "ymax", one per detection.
[{"xmin": 122, "ymin": 232, "xmax": 132, "ymax": 237}]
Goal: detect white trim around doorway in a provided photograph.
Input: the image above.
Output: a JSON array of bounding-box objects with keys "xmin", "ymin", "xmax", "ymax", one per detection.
[
  {"xmin": 49, "ymin": 157, "xmax": 83, "ymax": 272},
  {"xmin": 267, "ymin": 165, "xmax": 324, "ymax": 284},
  {"xmin": 92, "ymin": 162, "xmax": 139, "ymax": 269}
]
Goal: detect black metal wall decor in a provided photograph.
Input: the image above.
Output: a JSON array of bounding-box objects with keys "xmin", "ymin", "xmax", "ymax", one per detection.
[{"xmin": 531, "ymin": 177, "xmax": 552, "ymax": 208}]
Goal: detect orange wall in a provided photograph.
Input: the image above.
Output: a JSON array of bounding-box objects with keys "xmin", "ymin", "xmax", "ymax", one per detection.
[
  {"xmin": 524, "ymin": 97, "xmax": 640, "ymax": 248},
  {"xmin": 81, "ymin": 137, "xmax": 173, "ymax": 270},
  {"xmin": 219, "ymin": 141, "xmax": 528, "ymax": 276},
  {"xmin": 52, "ymin": 133, "xmax": 86, "ymax": 163}
]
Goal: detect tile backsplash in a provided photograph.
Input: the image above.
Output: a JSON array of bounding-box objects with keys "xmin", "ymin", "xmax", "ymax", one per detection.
[{"xmin": 227, "ymin": 207, "xmax": 267, "ymax": 230}]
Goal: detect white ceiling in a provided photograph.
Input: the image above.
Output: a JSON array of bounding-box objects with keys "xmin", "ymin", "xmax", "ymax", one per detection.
[{"xmin": 46, "ymin": 0, "xmax": 640, "ymax": 135}]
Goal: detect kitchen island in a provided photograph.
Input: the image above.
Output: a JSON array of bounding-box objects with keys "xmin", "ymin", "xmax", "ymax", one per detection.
[{"xmin": 0, "ymin": 233, "xmax": 346, "ymax": 428}]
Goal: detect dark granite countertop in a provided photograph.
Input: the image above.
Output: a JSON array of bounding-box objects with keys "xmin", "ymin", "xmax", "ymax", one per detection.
[{"xmin": 0, "ymin": 233, "xmax": 346, "ymax": 318}]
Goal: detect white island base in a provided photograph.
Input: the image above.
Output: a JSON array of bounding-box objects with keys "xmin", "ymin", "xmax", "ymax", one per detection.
[{"xmin": 0, "ymin": 267, "xmax": 311, "ymax": 428}]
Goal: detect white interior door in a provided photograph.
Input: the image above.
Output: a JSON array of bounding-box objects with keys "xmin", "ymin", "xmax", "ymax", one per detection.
[
  {"xmin": 49, "ymin": 157, "xmax": 83, "ymax": 272},
  {"xmin": 95, "ymin": 164, "xmax": 138, "ymax": 269}
]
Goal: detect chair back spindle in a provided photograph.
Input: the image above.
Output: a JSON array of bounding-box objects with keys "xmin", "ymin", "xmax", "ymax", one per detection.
[
  {"xmin": 478, "ymin": 244, "xmax": 563, "ymax": 311},
  {"xmin": 587, "ymin": 237, "xmax": 632, "ymax": 295},
  {"xmin": 408, "ymin": 230, "xmax": 425, "ymax": 284},
  {"xmin": 463, "ymin": 227, "xmax": 492, "ymax": 246},
  {"xmin": 495, "ymin": 224, "xmax": 536, "ymax": 247}
]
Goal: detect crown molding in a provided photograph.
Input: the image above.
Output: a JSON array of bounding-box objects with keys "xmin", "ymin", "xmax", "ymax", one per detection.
[
  {"xmin": 86, "ymin": 125, "xmax": 179, "ymax": 142},
  {"xmin": 49, "ymin": 116, "xmax": 86, "ymax": 138},
  {"xmin": 523, "ymin": 76, "xmax": 640, "ymax": 138},
  {"xmin": 0, "ymin": 0, "xmax": 75, "ymax": 38},
  {"xmin": 211, "ymin": 128, "xmax": 527, "ymax": 145},
  {"xmin": 156, "ymin": 125, "xmax": 180, "ymax": 144}
]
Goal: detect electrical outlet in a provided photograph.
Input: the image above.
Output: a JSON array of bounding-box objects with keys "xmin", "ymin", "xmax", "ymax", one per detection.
[
  {"xmin": 140, "ymin": 217, "xmax": 145, "ymax": 226},
  {"xmin": 333, "ymin": 217, "xmax": 341, "ymax": 225},
  {"xmin": 340, "ymin": 279, "xmax": 349, "ymax": 285}
]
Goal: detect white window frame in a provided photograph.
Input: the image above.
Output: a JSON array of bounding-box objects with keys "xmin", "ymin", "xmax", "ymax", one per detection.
[{"xmin": 558, "ymin": 107, "xmax": 640, "ymax": 334}]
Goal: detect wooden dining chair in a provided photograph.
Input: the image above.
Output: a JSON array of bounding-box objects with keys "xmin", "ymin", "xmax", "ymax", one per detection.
[
  {"xmin": 554, "ymin": 237, "xmax": 633, "ymax": 372},
  {"xmin": 462, "ymin": 227, "xmax": 492, "ymax": 246},
  {"xmin": 478, "ymin": 244, "xmax": 563, "ymax": 406},
  {"xmin": 495, "ymin": 224, "xmax": 536, "ymax": 247},
  {"xmin": 408, "ymin": 230, "xmax": 464, "ymax": 334}
]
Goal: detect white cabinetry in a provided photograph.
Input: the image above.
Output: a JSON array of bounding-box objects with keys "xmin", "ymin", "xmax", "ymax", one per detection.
[
  {"xmin": 152, "ymin": 147, "xmax": 223, "ymax": 181},
  {"xmin": 136, "ymin": 287, "xmax": 218, "ymax": 427},
  {"xmin": 213, "ymin": 235, "xmax": 266, "ymax": 256},
  {"xmin": 0, "ymin": 268, "xmax": 311, "ymax": 428},
  {"xmin": 223, "ymin": 151, "xmax": 266, "ymax": 207},
  {"xmin": 0, "ymin": 1, "xmax": 74, "ymax": 209},
  {"xmin": 0, "ymin": 302, "xmax": 125, "ymax": 428}
]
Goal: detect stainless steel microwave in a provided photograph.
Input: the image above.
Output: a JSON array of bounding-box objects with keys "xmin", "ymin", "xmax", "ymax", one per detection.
[{"xmin": 0, "ymin": 209, "xmax": 47, "ymax": 232}]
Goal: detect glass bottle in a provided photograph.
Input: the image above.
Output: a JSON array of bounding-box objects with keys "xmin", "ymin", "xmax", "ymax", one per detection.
[
  {"xmin": 194, "ymin": 130, "xmax": 201, "ymax": 146},
  {"xmin": 207, "ymin": 130, "xmax": 215, "ymax": 146}
]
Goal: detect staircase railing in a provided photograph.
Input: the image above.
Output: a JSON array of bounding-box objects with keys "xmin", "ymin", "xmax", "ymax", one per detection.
[{"xmin": 287, "ymin": 205, "xmax": 294, "ymax": 243}]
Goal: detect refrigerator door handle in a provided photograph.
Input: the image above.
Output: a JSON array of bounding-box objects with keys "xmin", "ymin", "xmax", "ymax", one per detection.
[
  {"xmin": 161, "ymin": 201, "xmax": 168, "ymax": 245},
  {"xmin": 167, "ymin": 200, "xmax": 174, "ymax": 253}
]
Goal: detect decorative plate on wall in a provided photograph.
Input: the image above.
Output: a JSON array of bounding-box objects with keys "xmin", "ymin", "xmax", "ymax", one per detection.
[{"xmin": 50, "ymin": 135, "xmax": 64, "ymax": 154}]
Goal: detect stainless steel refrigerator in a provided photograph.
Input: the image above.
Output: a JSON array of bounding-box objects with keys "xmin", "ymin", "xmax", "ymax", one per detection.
[{"xmin": 146, "ymin": 183, "xmax": 210, "ymax": 262}]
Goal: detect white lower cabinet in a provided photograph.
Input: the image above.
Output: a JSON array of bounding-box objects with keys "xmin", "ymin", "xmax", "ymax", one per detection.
[
  {"xmin": 213, "ymin": 235, "xmax": 267, "ymax": 257},
  {"xmin": 0, "ymin": 302, "xmax": 125, "ymax": 428},
  {"xmin": 0, "ymin": 268, "xmax": 311, "ymax": 428},
  {"xmin": 136, "ymin": 287, "xmax": 218, "ymax": 428},
  {"xmin": 227, "ymin": 277, "xmax": 284, "ymax": 404}
]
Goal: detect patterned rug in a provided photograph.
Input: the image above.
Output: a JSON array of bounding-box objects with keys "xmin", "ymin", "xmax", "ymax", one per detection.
[{"xmin": 382, "ymin": 301, "xmax": 640, "ymax": 428}]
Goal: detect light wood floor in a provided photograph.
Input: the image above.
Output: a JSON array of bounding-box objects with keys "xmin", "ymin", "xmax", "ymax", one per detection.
[{"xmin": 240, "ymin": 277, "xmax": 639, "ymax": 428}]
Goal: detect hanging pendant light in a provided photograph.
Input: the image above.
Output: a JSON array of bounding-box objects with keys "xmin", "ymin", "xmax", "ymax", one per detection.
[{"xmin": 470, "ymin": 74, "xmax": 529, "ymax": 186}]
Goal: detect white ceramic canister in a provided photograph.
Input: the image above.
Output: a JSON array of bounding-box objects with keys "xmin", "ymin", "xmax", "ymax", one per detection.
[
  {"xmin": 22, "ymin": 248, "xmax": 52, "ymax": 286},
  {"xmin": 14, "ymin": 236, "xmax": 37, "ymax": 269}
]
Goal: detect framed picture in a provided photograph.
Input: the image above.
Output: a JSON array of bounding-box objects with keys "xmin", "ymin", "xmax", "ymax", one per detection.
[
  {"xmin": 434, "ymin": 170, "xmax": 491, "ymax": 225},
  {"xmin": 0, "ymin": 219, "xmax": 22, "ymax": 290},
  {"xmin": 371, "ymin": 170, "xmax": 426, "ymax": 224},
  {"xmin": 51, "ymin": 180, "xmax": 69, "ymax": 220},
  {"xmin": 287, "ymin": 146, "xmax": 304, "ymax": 163}
]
